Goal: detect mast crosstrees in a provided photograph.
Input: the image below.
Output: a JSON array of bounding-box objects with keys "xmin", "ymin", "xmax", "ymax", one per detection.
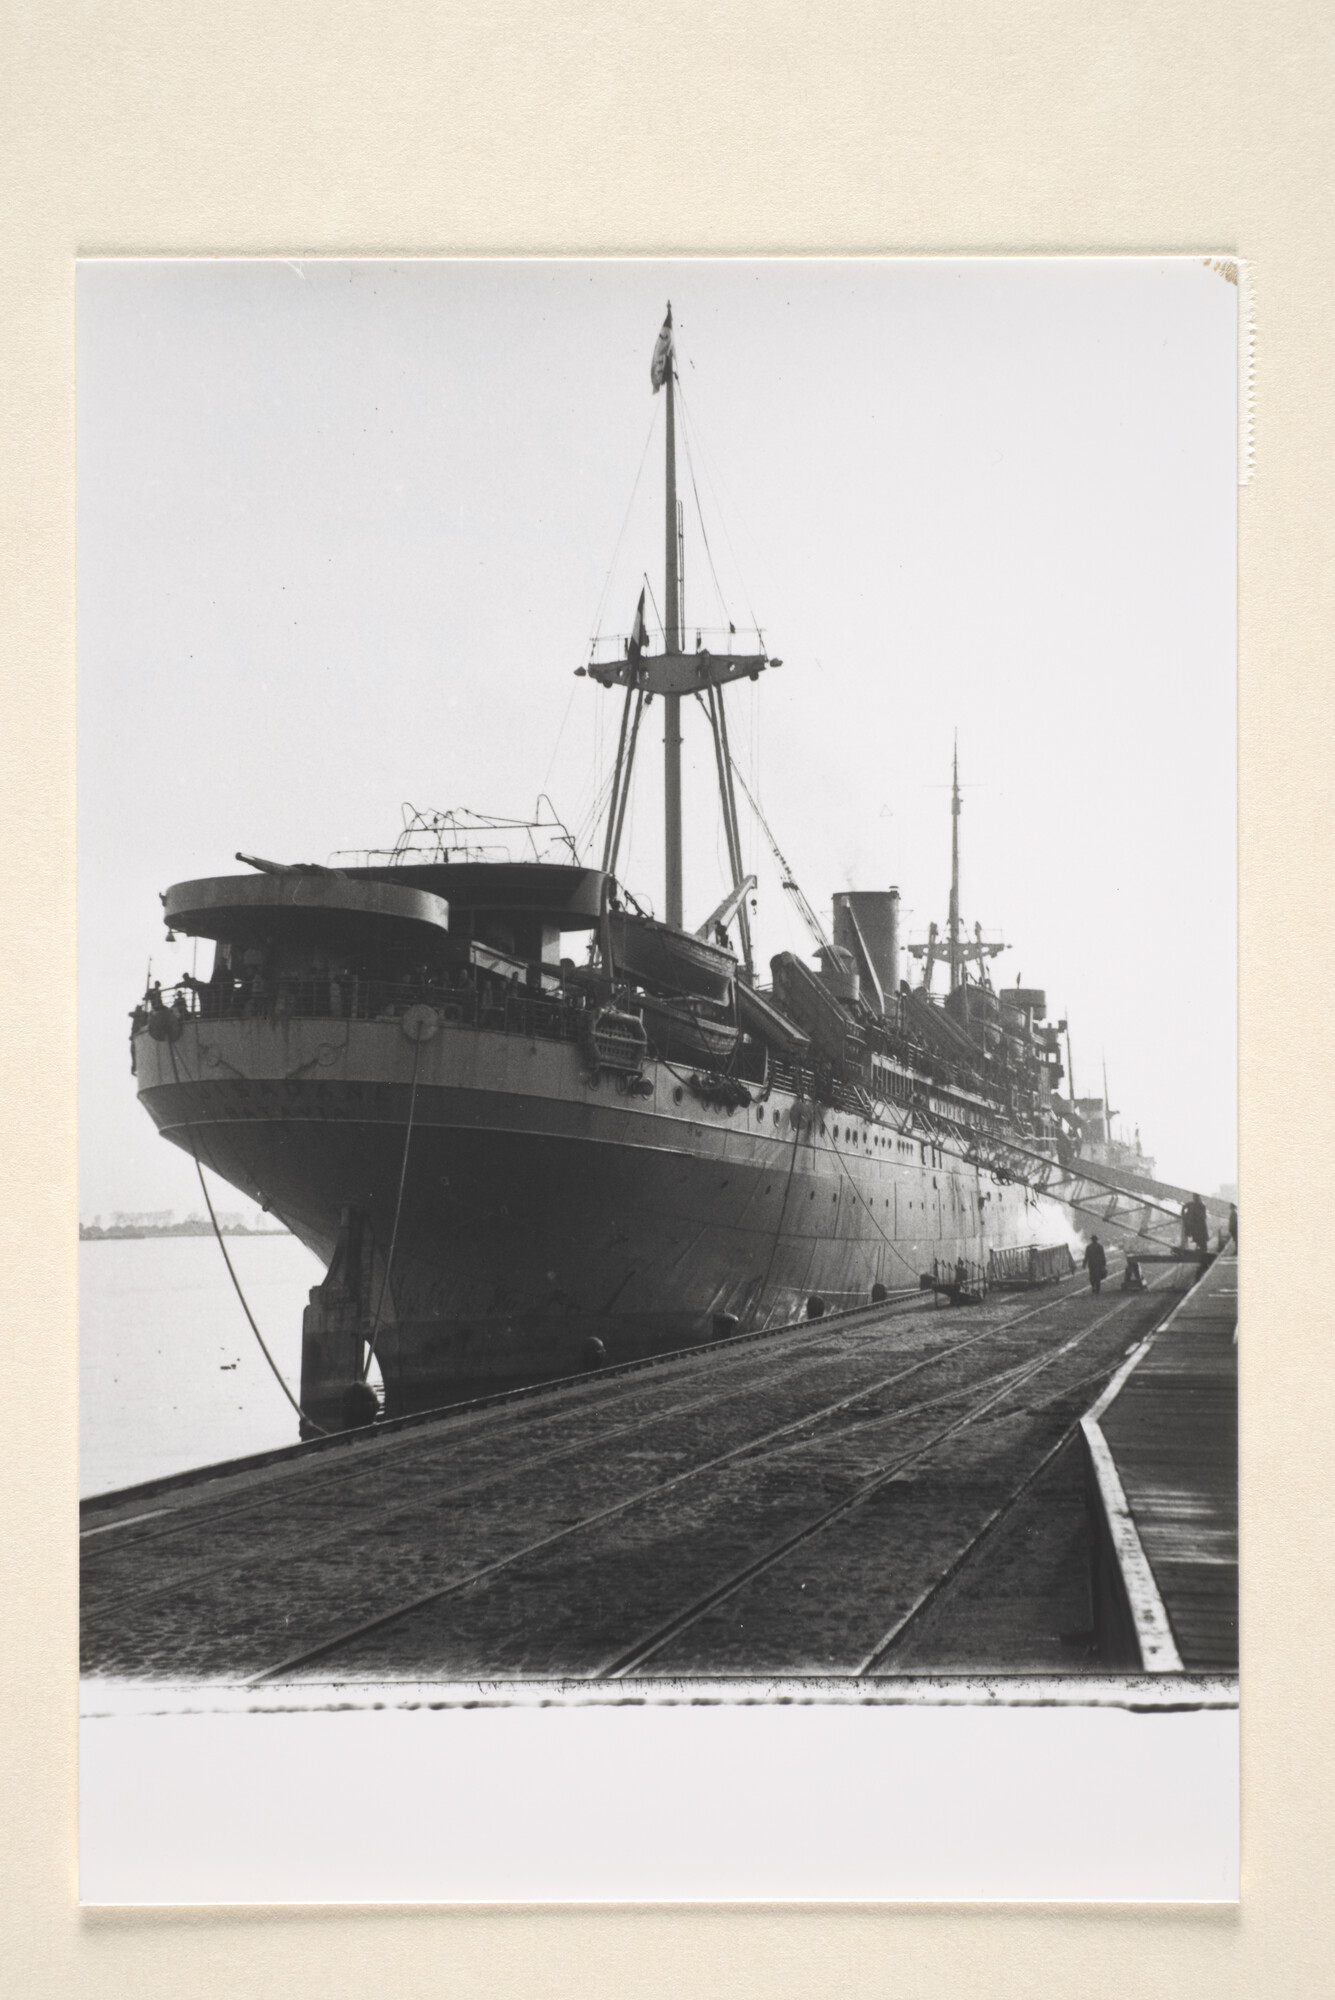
[
  {"xmin": 582, "ymin": 305, "xmax": 779, "ymax": 949},
  {"xmin": 908, "ymin": 739, "xmax": 1008, "ymax": 993}
]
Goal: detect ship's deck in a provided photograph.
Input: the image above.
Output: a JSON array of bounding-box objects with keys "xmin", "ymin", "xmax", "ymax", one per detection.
[{"xmin": 81, "ymin": 1253, "xmax": 1241, "ymax": 1687}]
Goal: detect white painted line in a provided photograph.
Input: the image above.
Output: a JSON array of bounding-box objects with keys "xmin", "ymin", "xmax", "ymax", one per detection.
[
  {"xmin": 1081, "ymin": 1417, "xmax": 1184, "ymax": 1674},
  {"xmin": 1086, "ymin": 1335, "xmax": 1155, "ymax": 1423}
]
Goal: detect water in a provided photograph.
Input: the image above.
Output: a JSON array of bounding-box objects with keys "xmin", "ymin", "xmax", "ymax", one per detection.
[{"xmin": 80, "ymin": 1234, "xmax": 324, "ymax": 1497}]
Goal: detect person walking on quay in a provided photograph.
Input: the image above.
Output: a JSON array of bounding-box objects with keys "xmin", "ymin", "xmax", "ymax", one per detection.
[
  {"xmin": 1083, "ymin": 1235, "xmax": 1108, "ymax": 1295},
  {"xmin": 1185, "ymin": 1193, "xmax": 1209, "ymax": 1257},
  {"xmin": 1227, "ymin": 1202, "xmax": 1238, "ymax": 1250}
]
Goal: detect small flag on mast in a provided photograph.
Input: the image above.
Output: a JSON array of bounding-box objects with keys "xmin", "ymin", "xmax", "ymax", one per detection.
[
  {"xmin": 629, "ymin": 586, "xmax": 650, "ymax": 659},
  {"xmin": 650, "ymin": 306, "xmax": 673, "ymax": 393}
]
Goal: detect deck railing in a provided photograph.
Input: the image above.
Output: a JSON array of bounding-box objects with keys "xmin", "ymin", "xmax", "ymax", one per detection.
[
  {"xmin": 137, "ymin": 981, "xmax": 1055, "ymax": 1151},
  {"xmin": 145, "ymin": 976, "xmax": 594, "ymax": 1041}
]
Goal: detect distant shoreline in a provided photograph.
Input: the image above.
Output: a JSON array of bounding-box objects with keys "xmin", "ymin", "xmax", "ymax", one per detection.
[{"xmin": 80, "ymin": 1222, "xmax": 292, "ymax": 1241}]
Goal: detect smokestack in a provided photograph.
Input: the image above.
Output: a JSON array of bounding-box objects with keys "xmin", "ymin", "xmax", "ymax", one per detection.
[{"xmin": 831, "ymin": 889, "xmax": 901, "ymax": 1016}]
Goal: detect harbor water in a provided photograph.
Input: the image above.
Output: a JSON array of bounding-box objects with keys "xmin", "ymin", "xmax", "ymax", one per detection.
[{"xmin": 80, "ymin": 1234, "xmax": 323, "ymax": 1497}]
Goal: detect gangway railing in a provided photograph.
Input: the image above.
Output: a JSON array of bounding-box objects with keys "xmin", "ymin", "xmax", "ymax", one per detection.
[
  {"xmin": 922, "ymin": 1256, "xmax": 989, "ymax": 1305},
  {"xmin": 987, "ymin": 1242, "xmax": 1076, "ymax": 1289}
]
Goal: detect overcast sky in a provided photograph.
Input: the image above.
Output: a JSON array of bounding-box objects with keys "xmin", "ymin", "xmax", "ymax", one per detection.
[{"xmin": 78, "ymin": 258, "xmax": 1236, "ymax": 1215}]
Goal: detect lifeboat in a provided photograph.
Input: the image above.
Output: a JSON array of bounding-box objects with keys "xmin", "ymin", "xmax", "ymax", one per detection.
[
  {"xmin": 637, "ymin": 993, "xmax": 740, "ymax": 1067},
  {"xmin": 608, "ymin": 911, "xmax": 735, "ymax": 1000}
]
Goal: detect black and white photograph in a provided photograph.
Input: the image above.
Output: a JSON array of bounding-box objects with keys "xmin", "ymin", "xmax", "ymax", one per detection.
[{"xmin": 77, "ymin": 258, "xmax": 1238, "ymax": 1899}]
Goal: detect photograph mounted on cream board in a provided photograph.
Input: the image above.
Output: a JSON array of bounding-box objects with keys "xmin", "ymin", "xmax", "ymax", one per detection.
[{"xmin": 77, "ymin": 256, "xmax": 1238, "ymax": 1902}]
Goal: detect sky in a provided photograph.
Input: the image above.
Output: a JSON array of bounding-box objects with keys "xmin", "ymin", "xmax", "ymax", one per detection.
[{"xmin": 78, "ymin": 258, "xmax": 1237, "ymax": 1217}]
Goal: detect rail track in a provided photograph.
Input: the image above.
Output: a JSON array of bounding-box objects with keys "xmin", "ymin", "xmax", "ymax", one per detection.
[
  {"xmin": 80, "ymin": 1288, "xmax": 957, "ymax": 1621},
  {"xmin": 592, "ymin": 1286, "xmax": 1166, "ymax": 1681},
  {"xmin": 80, "ymin": 1280, "xmax": 931, "ymax": 1534},
  {"xmin": 80, "ymin": 1285, "xmax": 935, "ymax": 1551},
  {"xmin": 80, "ymin": 1263, "xmax": 1185, "ymax": 1683}
]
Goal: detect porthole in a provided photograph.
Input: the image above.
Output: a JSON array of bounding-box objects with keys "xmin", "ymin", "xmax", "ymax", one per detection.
[{"xmin": 673, "ymin": 1086, "xmax": 684, "ymax": 1104}]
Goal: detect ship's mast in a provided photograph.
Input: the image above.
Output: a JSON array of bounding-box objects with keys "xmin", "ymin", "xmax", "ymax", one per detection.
[
  {"xmin": 584, "ymin": 307, "xmax": 774, "ymax": 956},
  {"xmin": 907, "ymin": 738, "xmax": 1007, "ymax": 993},
  {"xmin": 948, "ymin": 732, "xmax": 962, "ymax": 991},
  {"xmin": 663, "ymin": 332, "xmax": 683, "ymax": 928}
]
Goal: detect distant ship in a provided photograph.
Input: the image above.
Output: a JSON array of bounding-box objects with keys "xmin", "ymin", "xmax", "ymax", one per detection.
[
  {"xmin": 1061, "ymin": 1081, "xmax": 1160, "ymax": 1245},
  {"xmin": 1054, "ymin": 1090, "xmax": 1229, "ymax": 1252},
  {"xmin": 133, "ymin": 306, "xmax": 1091, "ymax": 1431}
]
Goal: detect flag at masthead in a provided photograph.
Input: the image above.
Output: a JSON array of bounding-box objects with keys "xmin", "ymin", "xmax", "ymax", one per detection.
[
  {"xmin": 628, "ymin": 586, "xmax": 649, "ymax": 660},
  {"xmin": 650, "ymin": 306, "xmax": 673, "ymax": 392}
]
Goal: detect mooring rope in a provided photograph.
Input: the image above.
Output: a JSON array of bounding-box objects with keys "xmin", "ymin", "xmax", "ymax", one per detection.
[
  {"xmin": 165, "ymin": 1031, "xmax": 329, "ymax": 1435},
  {"xmin": 826, "ymin": 1134, "xmax": 923, "ymax": 1283}
]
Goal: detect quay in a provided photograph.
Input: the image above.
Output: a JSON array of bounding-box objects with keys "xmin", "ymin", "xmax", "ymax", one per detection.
[
  {"xmin": 81, "ymin": 1254, "xmax": 1236, "ymax": 1685},
  {"xmin": 1082, "ymin": 1250, "xmax": 1238, "ymax": 1672}
]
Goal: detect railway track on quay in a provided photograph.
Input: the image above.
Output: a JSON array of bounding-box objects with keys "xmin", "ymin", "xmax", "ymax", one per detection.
[{"xmin": 81, "ymin": 1262, "xmax": 1188, "ymax": 1684}]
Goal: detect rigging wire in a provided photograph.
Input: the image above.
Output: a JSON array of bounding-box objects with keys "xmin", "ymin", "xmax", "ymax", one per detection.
[
  {"xmin": 576, "ymin": 403, "xmax": 659, "ymax": 864},
  {"xmin": 588, "ymin": 403, "xmax": 660, "ymax": 645},
  {"xmin": 673, "ymin": 377, "xmax": 764, "ymax": 638},
  {"xmin": 576, "ymin": 761, "xmax": 621, "ymax": 864},
  {"xmin": 721, "ymin": 739, "xmax": 829, "ymax": 952},
  {"xmin": 540, "ymin": 677, "xmax": 580, "ymax": 800},
  {"xmin": 642, "ymin": 567, "xmax": 666, "ymax": 645},
  {"xmin": 676, "ymin": 391, "xmax": 732, "ymax": 633}
]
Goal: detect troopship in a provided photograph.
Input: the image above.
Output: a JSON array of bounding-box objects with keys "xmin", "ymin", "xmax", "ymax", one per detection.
[{"xmin": 131, "ymin": 307, "xmax": 1078, "ymax": 1432}]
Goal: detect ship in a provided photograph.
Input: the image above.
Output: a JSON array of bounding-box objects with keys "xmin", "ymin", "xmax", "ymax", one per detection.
[
  {"xmin": 1059, "ymin": 1073, "xmax": 1162, "ymax": 1248},
  {"xmin": 131, "ymin": 305, "xmax": 1087, "ymax": 1433}
]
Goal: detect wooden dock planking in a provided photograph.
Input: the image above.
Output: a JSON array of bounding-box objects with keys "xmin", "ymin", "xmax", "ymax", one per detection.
[{"xmin": 1094, "ymin": 1254, "xmax": 1238, "ymax": 1672}]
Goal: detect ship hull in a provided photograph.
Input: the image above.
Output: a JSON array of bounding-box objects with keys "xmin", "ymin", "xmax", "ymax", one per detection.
[{"xmin": 136, "ymin": 1014, "xmax": 1062, "ymax": 1414}]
